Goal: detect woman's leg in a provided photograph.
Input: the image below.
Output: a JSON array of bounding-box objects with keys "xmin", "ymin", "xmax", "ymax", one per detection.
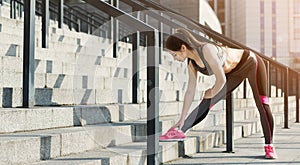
[
  {"xmin": 247, "ymin": 53, "xmax": 274, "ymax": 144},
  {"xmin": 181, "ymin": 50, "xmax": 252, "ymax": 133},
  {"xmin": 181, "ymin": 75, "xmax": 247, "ymax": 132}
]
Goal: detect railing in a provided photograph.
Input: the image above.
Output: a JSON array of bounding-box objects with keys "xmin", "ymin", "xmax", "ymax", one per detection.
[{"xmin": 8, "ymin": 0, "xmax": 134, "ymax": 41}]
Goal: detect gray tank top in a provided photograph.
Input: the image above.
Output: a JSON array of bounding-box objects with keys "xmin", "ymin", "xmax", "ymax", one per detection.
[{"xmin": 188, "ymin": 44, "xmax": 226, "ymax": 76}]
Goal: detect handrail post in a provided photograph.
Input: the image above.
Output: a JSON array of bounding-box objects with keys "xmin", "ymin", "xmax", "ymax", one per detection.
[
  {"xmin": 87, "ymin": 13, "xmax": 91, "ymax": 34},
  {"xmin": 23, "ymin": 0, "xmax": 35, "ymax": 108},
  {"xmin": 284, "ymin": 67, "xmax": 289, "ymax": 128},
  {"xmin": 58, "ymin": 0, "xmax": 63, "ymax": 29},
  {"xmin": 10, "ymin": 0, "xmax": 16, "ymax": 19},
  {"xmin": 158, "ymin": 15, "xmax": 163, "ymax": 64},
  {"xmin": 69, "ymin": 9, "xmax": 74, "ymax": 30},
  {"xmin": 296, "ymin": 73, "xmax": 299, "ymax": 123},
  {"xmin": 112, "ymin": 0, "xmax": 119, "ymax": 58},
  {"xmin": 18, "ymin": 2, "xmax": 22, "ymax": 18},
  {"xmin": 226, "ymin": 92, "xmax": 234, "ymax": 152},
  {"xmin": 132, "ymin": 10, "xmax": 140, "ymax": 104},
  {"xmin": 146, "ymin": 30, "xmax": 160, "ymax": 165},
  {"xmin": 243, "ymin": 80, "xmax": 247, "ymax": 99},
  {"xmin": 77, "ymin": 18, "xmax": 81, "ymax": 32},
  {"xmin": 42, "ymin": 0, "xmax": 49, "ymax": 48},
  {"xmin": 275, "ymin": 67, "xmax": 278, "ymax": 97},
  {"xmin": 281, "ymin": 69, "xmax": 284, "ymax": 97},
  {"xmin": 267, "ymin": 61, "xmax": 271, "ymax": 97}
]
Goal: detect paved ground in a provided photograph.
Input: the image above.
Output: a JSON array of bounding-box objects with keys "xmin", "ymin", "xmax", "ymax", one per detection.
[{"xmin": 164, "ymin": 122, "xmax": 300, "ymax": 165}]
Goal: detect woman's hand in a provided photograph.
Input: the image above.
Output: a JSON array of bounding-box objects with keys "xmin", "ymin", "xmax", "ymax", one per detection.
[
  {"xmin": 203, "ymin": 88, "xmax": 213, "ymax": 99},
  {"xmin": 173, "ymin": 119, "xmax": 185, "ymax": 130}
]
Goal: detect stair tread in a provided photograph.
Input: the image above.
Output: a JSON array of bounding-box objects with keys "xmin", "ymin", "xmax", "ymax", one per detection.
[{"xmin": 0, "ymin": 123, "xmax": 131, "ymax": 142}]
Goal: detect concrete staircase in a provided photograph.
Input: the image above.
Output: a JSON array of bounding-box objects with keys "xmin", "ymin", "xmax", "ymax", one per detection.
[{"xmin": 0, "ymin": 96, "xmax": 296, "ymax": 165}]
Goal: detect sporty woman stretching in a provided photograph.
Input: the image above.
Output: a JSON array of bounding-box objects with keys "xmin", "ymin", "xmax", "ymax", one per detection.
[{"xmin": 159, "ymin": 28, "xmax": 277, "ymax": 159}]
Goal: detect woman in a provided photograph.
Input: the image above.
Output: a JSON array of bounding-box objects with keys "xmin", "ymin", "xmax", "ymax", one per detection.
[{"xmin": 159, "ymin": 28, "xmax": 277, "ymax": 159}]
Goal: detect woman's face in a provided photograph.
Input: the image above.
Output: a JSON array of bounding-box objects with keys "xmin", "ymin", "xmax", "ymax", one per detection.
[{"xmin": 168, "ymin": 45, "xmax": 187, "ymax": 62}]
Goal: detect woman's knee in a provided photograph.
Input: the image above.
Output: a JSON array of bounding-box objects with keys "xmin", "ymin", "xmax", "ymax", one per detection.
[{"xmin": 259, "ymin": 95, "xmax": 269, "ymax": 104}]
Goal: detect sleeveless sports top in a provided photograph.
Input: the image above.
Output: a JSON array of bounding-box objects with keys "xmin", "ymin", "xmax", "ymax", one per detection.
[{"xmin": 188, "ymin": 44, "xmax": 226, "ymax": 76}]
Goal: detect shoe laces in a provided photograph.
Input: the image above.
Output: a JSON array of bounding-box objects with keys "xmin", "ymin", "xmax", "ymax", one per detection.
[
  {"xmin": 166, "ymin": 130, "xmax": 177, "ymax": 136},
  {"xmin": 265, "ymin": 145, "xmax": 274, "ymax": 152}
]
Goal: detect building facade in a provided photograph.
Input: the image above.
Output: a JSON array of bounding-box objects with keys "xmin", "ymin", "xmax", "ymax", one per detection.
[
  {"xmin": 156, "ymin": 0, "xmax": 222, "ymax": 33},
  {"xmin": 208, "ymin": 0, "xmax": 300, "ymax": 70},
  {"xmin": 159, "ymin": 0, "xmax": 300, "ymax": 71}
]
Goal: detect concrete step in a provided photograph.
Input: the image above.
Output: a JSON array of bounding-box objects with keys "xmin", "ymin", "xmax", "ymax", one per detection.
[
  {"xmin": 0, "ymin": 105, "xmax": 125, "ymax": 133},
  {"xmin": 0, "ymin": 96, "xmax": 294, "ymax": 133},
  {"xmin": 0, "ymin": 103, "xmax": 185, "ymax": 133},
  {"xmin": 0, "ymin": 123, "xmax": 133, "ymax": 164},
  {"xmin": 26, "ymin": 120, "xmax": 257, "ymax": 165},
  {"xmin": 28, "ymin": 142, "xmax": 146, "ymax": 165}
]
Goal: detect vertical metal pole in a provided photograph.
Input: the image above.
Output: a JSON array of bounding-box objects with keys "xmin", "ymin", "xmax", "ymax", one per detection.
[
  {"xmin": 158, "ymin": 14, "xmax": 164, "ymax": 64},
  {"xmin": 132, "ymin": 10, "xmax": 140, "ymax": 104},
  {"xmin": 284, "ymin": 68, "xmax": 289, "ymax": 128},
  {"xmin": 112, "ymin": 0, "xmax": 119, "ymax": 58},
  {"xmin": 144, "ymin": 13, "xmax": 148, "ymax": 46},
  {"xmin": 226, "ymin": 92, "xmax": 234, "ymax": 152},
  {"xmin": 58, "ymin": 0, "xmax": 63, "ymax": 29},
  {"xmin": 17, "ymin": 3, "xmax": 21, "ymax": 18},
  {"xmin": 267, "ymin": 61, "xmax": 271, "ymax": 97},
  {"xmin": 77, "ymin": 18, "xmax": 81, "ymax": 32},
  {"xmin": 296, "ymin": 73, "xmax": 299, "ymax": 123},
  {"xmin": 275, "ymin": 67, "xmax": 278, "ymax": 97},
  {"xmin": 87, "ymin": 14, "xmax": 91, "ymax": 34},
  {"xmin": 146, "ymin": 30, "xmax": 159, "ymax": 165},
  {"xmin": 67, "ymin": 9, "xmax": 71, "ymax": 30},
  {"xmin": 70, "ymin": 10, "xmax": 74, "ymax": 30},
  {"xmin": 42, "ymin": 0, "xmax": 49, "ymax": 48},
  {"xmin": 10, "ymin": 0, "xmax": 16, "ymax": 19},
  {"xmin": 109, "ymin": 0, "xmax": 114, "ymax": 40},
  {"xmin": 281, "ymin": 69, "xmax": 284, "ymax": 97},
  {"xmin": 23, "ymin": 0, "xmax": 35, "ymax": 108},
  {"xmin": 19, "ymin": 3, "xmax": 23, "ymax": 18},
  {"xmin": 243, "ymin": 80, "xmax": 247, "ymax": 99}
]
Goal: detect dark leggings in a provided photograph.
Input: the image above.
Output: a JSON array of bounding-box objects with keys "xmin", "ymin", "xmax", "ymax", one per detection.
[{"xmin": 181, "ymin": 50, "xmax": 274, "ymax": 144}]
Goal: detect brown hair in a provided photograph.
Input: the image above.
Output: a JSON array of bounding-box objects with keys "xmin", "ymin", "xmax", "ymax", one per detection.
[{"xmin": 165, "ymin": 28, "xmax": 204, "ymax": 51}]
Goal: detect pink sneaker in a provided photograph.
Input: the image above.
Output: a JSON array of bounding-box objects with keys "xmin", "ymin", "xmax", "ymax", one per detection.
[
  {"xmin": 159, "ymin": 127, "xmax": 186, "ymax": 141},
  {"xmin": 264, "ymin": 144, "xmax": 278, "ymax": 159}
]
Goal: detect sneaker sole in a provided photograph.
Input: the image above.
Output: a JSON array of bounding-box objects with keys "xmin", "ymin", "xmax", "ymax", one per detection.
[
  {"xmin": 159, "ymin": 138, "xmax": 186, "ymax": 142},
  {"xmin": 265, "ymin": 156, "xmax": 278, "ymax": 159}
]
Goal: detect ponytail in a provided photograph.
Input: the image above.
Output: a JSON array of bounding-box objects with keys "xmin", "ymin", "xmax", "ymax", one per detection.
[{"xmin": 176, "ymin": 28, "xmax": 203, "ymax": 48}]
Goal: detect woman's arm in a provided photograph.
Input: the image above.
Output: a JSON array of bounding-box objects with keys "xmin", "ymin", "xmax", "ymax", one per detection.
[
  {"xmin": 175, "ymin": 61, "xmax": 197, "ymax": 129},
  {"xmin": 202, "ymin": 44, "xmax": 226, "ymax": 98}
]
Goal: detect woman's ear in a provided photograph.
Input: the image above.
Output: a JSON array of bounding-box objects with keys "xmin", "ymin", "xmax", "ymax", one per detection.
[{"xmin": 180, "ymin": 45, "xmax": 186, "ymax": 52}]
